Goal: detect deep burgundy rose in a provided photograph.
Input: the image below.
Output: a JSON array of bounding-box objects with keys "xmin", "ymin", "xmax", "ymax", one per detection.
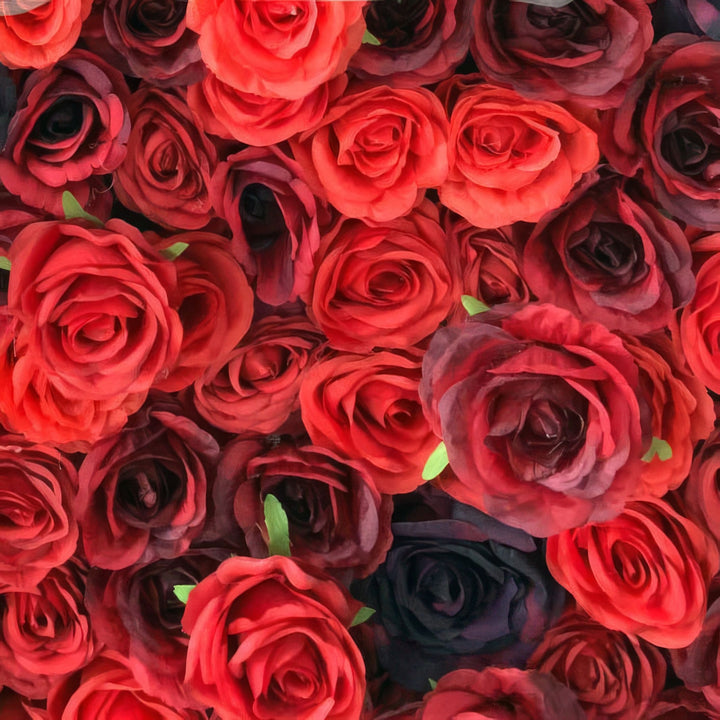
[
  {"xmin": 601, "ymin": 37, "xmax": 720, "ymax": 230},
  {"xmin": 529, "ymin": 608, "xmax": 666, "ymax": 720},
  {"xmin": 85, "ymin": 547, "xmax": 230, "ymax": 708},
  {"xmin": 416, "ymin": 667, "xmax": 586, "ymax": 720},
  {"xmin": 350, "ymin": 0, "xmax": 473, "ymax": 86},
  {"xmin": 471, "ymin": 0, "xmax": 653, "ymax": 107},
  {"xmin": 0, "ymin": 50, "xmax": 130, "ymax": 217},
  {"xmin": 522, "ymin": 174, "xmax": 694, "ymax": 334},
  {"xmin": 353, "ymin": 485, "xmax": 565, "ymax": 692},
  {"xmin": 420, "ymin": 303, "xmax": 646, "ymax": 537},
  {"xmin": 308, "ymin": 202, "xmax": 460, "ymax": 352},
  {"xmin": 114, "ymin": 85, "xmax": 217, "ymax": 230},
  {"xmin": 0, "ymin": 559, "xmax": 95, "ymax": 699},
  {"xmin": 181, "ymin": 555, "xmax": 366, "ymax": 720},
  {"xmin": 546, "ymin": 497, "xmax": 719, "ymax": 649},
  {"xmin": 300, "ymin": 348, "xmax": 438, "ymax": 494},
  {"xmin": 75, "ymin": 394, "xmax": 218, "ymax": 570},
  {"xmin": 211, "ymin": 438, "xmax": 393, "ymax": 580},
  {"xmin": 649, "ymin": 688, "xmax": 720, "ymax": 719},
  {"xmin": 210, "ymin": 144, "xmax": 324, "ymax": 305}
]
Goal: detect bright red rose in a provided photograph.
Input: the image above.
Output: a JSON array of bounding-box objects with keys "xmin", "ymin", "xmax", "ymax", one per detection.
[
  {"xmin": 416, "ymin": 667, "xmax": 586, "ymax": 720},
  {"xmin": 186, "ymin": 0, "xmax": 365, "ymax": 99},
  {"xmin": 114, "ymin": 85, "xmax": 217, "ymax": 230},
  {"xmin": 546, "ymin": 497, "xmax": 719, "ymax": 648},
  {"xmin": 291, "ymin": 84, "xmax": 449, "ymax": 222},
  {"xmin": 420, "ymin": 303, "xmax": 646, "ymax": 537},
  {"xmin": 308, "ymin": 202, "xmax": 460, "ymax": 352},
  {"xmin": 0, "ymin": 0, "xmax": 92, "ymax": 69},
  {"xmin": 300, "ymin": 349, "xmax": 438, "ymax": 494},
  {"xmin": 181, "ymin": 555, "xmax": 366, "ymax": 720},
  {"xmin": 438, "ymin": 80, "xmax": 598, "ymax": 228},
  {"xmin": 0, "ymin": 50, "xmax": 131, "ymax": 217}
]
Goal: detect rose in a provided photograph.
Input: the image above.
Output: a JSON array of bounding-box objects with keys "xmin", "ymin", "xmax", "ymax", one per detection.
[
  {"xmin": 291, "ymin": 83, "xmax": 449, "ymax": 222},
  {"xmin": 0, "ymin": 559, "xmax": 95, "ymax": 699},
  {"xmin": 209, "ymin": 144, "xmax": 323, "ymax": 305},
  {"xmin": 181, "ymin": 555, "xmax": 366, "ymax": 720},
  {"xmin": 0, "ymin": 0, "xmax": 92, "ymax": 69},
  {"xmin": 353, "ymin": 485, "xmax": 565, "ymax": 692},
  {"xmin": 212, "ymin": 438, "xmax": 393, "ymax": 580},
  {"xmin": 185, "ymin": 0, "xmax": 365, "ymax": 99},
  {"xmin": 419, "ymin": 303, "xmax": 646, "ymax": 537},
  {"xmin": 86, "ymin": 548, "xmax": 230, "ymax": 708},
  {"xmin": 114, "ymin": 85, "xmax": 217, "ymax": 230},
  {"xmin": 0, "ymin": 436, "xmax": 77, "ymax": 589},
  {"xmin": 546, "ymin": 497, "xmax": 719, "ymax": 648},
  {"xmin": 528, "ymin": 609, "xmax": 666, "ymax": 720},
  {"xmin": 521, "ymin": 174, "xmax": 695, "ymax": 334},
  {"xmin": 0, "ymin": 50, "xmax": 130, "ymax": 217},
  {"xmin": 470, "ymin": 0, "xmax": 653, "ymax": 107},
  {"xmin": 683, "ymin": 427, "xmax": 720, "ymax": 551},
  {"xmin": 415, "ymin": 668, "xmax": 586, "ymax": 720},
  {"xmin": 300, "ymin": 348, "xmax": 438, "ymax": 494},
  {"xmin": 349, "ymin": 0, "xmax": 473, "ymax": 86},
  {"xmin": 649, "ymin": 688, "xmax": 720, "ymax": 719},
  {"xmin": 308, "ymin": 202, "xmax": 460, "ymax": 352},
  {"xmin": 437, "ymin": 80, "xmax": 599, "ymax": 228}
]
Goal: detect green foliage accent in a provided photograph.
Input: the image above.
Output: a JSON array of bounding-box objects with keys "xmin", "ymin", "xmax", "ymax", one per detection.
[
  {"xmin": 461, "ymin": 295, "xmax": 490, "ymax": 316},
  {"xmin": 264, "ymin": 493, "xmax": 291, "ymax": 557},
  {"xmin": 160, "ymin": 242, "xmax": 189, "ymax": 261},
  {"xmin": 173, "ymin": 584, "xmax": 196, "ymax": 604},
  {"xmin": 61, "ymin": 191, "xmax": 103, "ymax": 227},
  {"xmin": 350, "ymin": 607, "xmax": 376, "ymax": 627},
  {"xmin": 641, "ymin": 437, "xmax": 673, "ymax": 462},
  {"xmin": 0, "ymin": 256, "xmax": 10, "ymax": 271},
  {"xmin": 429, "ymin": 679, "xmax": 438, "ymax": 690},
  {"xmin": 362, "ymin": 29, "xmax": 382, "ymax": 45},
  {"xmin": 422, "ymin": 441, "xmax": 449, "ymax": 481}
]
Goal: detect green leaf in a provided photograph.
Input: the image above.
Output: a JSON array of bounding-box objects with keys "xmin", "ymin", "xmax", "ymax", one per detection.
[
  {"xmin": 61, "ymin": 191, "xmax": 103, "ymax": 227},
  {"xmin": 641, "ymin": 437, "xmax": 673, "ymax": 462},
  {"xmin": 461, "ymin": 295, "xmax": 490, "ymax": 316},
  {"xmin": 173, "ymin": 584, "xmax": 196, "ymax": 604},
  {"xmin": 422, "ymin": 441, "xmax": 449, "ymax": 481},
  {"xmin": 429, "ymin": 679, "xmax": 438, "ymax": 690},
  {"xmin": 160, "ymin": 241, "xmax": 189, "ymax": 261},
  {"xmin": 0, "ymin": 256, "xmax": 10, "ymax": 272},
  {"xmin": 362, "ymin": 29, "xmax": 381, "ymax": 45},
  {"xmin": 264, "ymin": 493, "xmax": 291, "ymax": 557},
  {"xmin": 350, "ymin": 606, "xmax": 376, "ymax": 627}
]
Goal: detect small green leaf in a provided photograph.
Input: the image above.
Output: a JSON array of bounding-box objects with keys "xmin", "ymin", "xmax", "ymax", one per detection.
[
  {"xmin": 61, "ymin": 191, "xmax": 103, "ymax": 227},
  {"xmin": 350, "ymin": 606, "xmax": 376, "ymax": 627},
  {"xmin": 264, "ymin": 493, "xmax": 291, "ymax": 557},
  {"xmin": 173, "ymin": 584, "xmax": 196, "ymax": 604},
  {"xmin": 0, "ymin": 256, "xmax": 10, "ymax": 271},
  {"xmin": 461, "ymin": 295, "xmax": 490, "ymax": 316},
  {"xmin": 429, "ymin": 679, "xmax": 438, "ymax": 690},
  {"xmin": 362, "ymin": 29, "xmax": 381, "ymax": 45},
  {"xmin": 160, "ymin": 241, "xmax": 189, "ymax": 261},
  {"xmin": 642, "ymin": 436, "xmax": 673, "ymax": 462},
  {"xmin": 422, "ymin": 441, "xmax": 449, "ymax": 481}
]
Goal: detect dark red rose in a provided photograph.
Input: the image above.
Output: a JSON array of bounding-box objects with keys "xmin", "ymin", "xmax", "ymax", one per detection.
[
  {"xmin": 529, "ymin": 608, "xmax": 666, "ymax": 720},
  {"xmin": 416, "ymin": 667, "xmax": 586, "ymax": 720},
  {"xmin": 210, "ymin": 144, "xmax": 324, "ymax": 306},
  {"xmin": 0, "ymin": 50, "xmax": 130, "ymax": 217},
  {"xmin": 75, "ymin": 394, "xmax": 218, "ymax": 569},
  {"xmin": 114, "ymin": 85, "xmax": 217, "ymax": 230},
  {"xmin": 192, "ymin": 312, "xmax": 324, "ymax": 435},
  {"xmin": 181, "ymin": 555, "xmax": 366, "ymax": 720},
  {"xmin": 308, "ymin": 202, "xmax": 460, "ymax": 352},
  {"xmin": 0, "ymin": 689, "xmax": 44, "ymax": 720},
  {"xmin": 546, "ymin": 497, "xmax": 719, "ymax": 648},
  {"xmin": 649, "ymin": 687, "xmax": 720, "ymax": 719},
  {"xmin": 300, "ymin": 348, "xmax": 438, "ymax": 494},
  {"xmin": 522, "ymin": 174, "xmax": 694, "ymax": 334},
  {"xmin": 350, "ymin": 0, "xmax": 473, "ymax": 86},
  {"xmin": 211, "ymin": 438, "xmax": 393, "ymax": 580},
  {"xmin": 683, "ymin": 427, "xmax": 720, "ymax": 551},
  {"xmin": 0, "ymin": 559, "xmax": 95, "ymax": 699},
  {"xmin": 471, "ymin": 0, "xmax": 653, "ymax": 107},
  {"xmin": 420, "ymin": 303, "xmax": 646, "ymax": 536}
]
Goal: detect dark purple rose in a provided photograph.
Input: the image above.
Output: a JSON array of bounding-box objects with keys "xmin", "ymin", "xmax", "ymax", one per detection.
[{"xmin": 352, "ymin": 485, "xmax": 566, "ymax": 692}]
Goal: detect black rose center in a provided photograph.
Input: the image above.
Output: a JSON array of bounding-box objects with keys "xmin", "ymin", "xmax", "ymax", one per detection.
[
  {"xmin": 240, "ymin": 183, "xmax": 288, "ymax": 253},
  {"xmin": 116, "ymin": 462, "xmax": 182, "ymax": 524},
  {"xmin": 365, "ymin": 0, "xmax": 432, "ymax": 47},
  {"xmin": 127, "ymin": 0, "xmax": 187, "ymax": 36},
  {"xmin": 31, "ymin": 97, "xmax": 86, "ymax": 144}
]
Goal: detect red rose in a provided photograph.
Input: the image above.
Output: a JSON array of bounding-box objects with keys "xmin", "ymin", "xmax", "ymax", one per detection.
[
  {"xmin": 291, "ymin": 84, "xmax": 449, "ymax": 222},
  {"xmin": 420, "ymin": 303, "xmax": 645, "ymax": 537},
  {"xmin": 308, "ymin": 202, "xmax": 460, "ymax": 352},
  {"xmin": 114, "ymin": 85, "xmax": 217, "ymax": 230},
  {"xmin": 683, "ymin": 427, "xmax": 720, "ymax": 551},
  {"xmin": 181, "ymin": 555, "xmax": 366, "ymax": 720},
  {"xmin": 416, "ymin": 667, "xmax": 586, "ymax": 720},
  {"xmin": 186, "ymin": 0, "xmax": 365, "ymax": 99},
  {"xmin": 438, "ymin": 80, "xmax": 598, "ymax": 228},
  {"xmin": 0, "ymin": 50, "xmax": 130, "ymax": 217},
  {"xmin": 546, "ymin": 497, "xmax": 719, "ymax": 648},
  {"xmin": 649, "ymin": 688, "xmax": 720, "ymax": 719},
  {"xmin": 300, "ymin": 349, "xmax": 438, "ymax": 494},
  {"xmin": 0, "ymin": 0, "xmax": 92, "ymax": 69}
]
